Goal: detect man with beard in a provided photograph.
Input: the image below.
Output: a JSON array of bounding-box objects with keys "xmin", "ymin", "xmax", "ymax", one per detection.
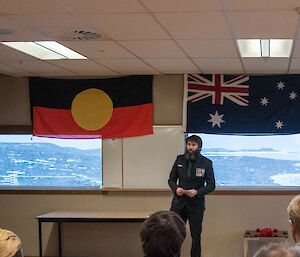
[{"xmin": 168, "ymin": 135, "xmax": 215, "ymax": 257}]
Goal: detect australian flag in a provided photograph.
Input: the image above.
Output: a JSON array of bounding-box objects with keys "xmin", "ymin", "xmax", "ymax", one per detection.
[{"xmin": 186, "ymin": 74, "xmax": 300, "ymax": 135}]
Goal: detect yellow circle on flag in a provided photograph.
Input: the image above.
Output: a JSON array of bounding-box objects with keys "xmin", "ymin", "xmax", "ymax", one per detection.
[{"xmin": 71, "ymin": 88, "xmax": 113, "ymax": 131}]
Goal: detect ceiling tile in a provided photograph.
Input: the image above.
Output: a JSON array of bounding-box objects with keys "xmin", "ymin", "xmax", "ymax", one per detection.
[
  {"xmin": 82, "ymin": 13, "xmax": 170, "ymax": 40},
  {"xmin": 60, "ymin": 41, "xmax": 135, "ymax": 59},
  {"xmin": 177, "ymin": 39, "xmax": 238, "ymax": 58},
  {"xmin": 155, "ymin": 12, "xmax": 231, "ymax": 39},
  {"xmin": 140, "ymin": 0, "xmax": 222, "ymax": 12},
  {"xmin": 229, "ymin": 11, "xmax": 298, "ymax": 38},
  {"xmin": 119, "ymin": 40, "xmax": 186, "ymax": 58},
  {"xmin": 0, "ymin": 16, "xmax": 47, "ymax": 41},
  {"xmin": 59, "ymin": 0, "xmax": 147, "ymax": 13},
  {"xmin": 62, "ymin": 71, "xmax": 119, "ymax": 77},
  {"xmin": 6, "ymin": 13, "xmax": 96, "ymax": 32},
  {"xmin": 295, "ymin": 28, "xmax": 300, "ymax": 39},
  {"xmin": 32, "ymin": 71, "xmax": 78, "ymax": 77},
  {"xmin": 143, "ymin": 58, "xmax": 200, "ymax": 73},
  {"xmin": 288, "ymin": 70, "xmax": 300, "ymax": 74},
  {"xmin": 95, "ymin": 58, "xmax": 159, "ymax": 74},
  {"xmin": 0, "ymin": 0, "xmax": 70, "ymax": 14},
  {"xmin": 0, "ymin": 31, "xmax": 46, "ymax": 41},
  {"xmin": 0, "ymin": 63, "xmax": 33, "ymax": 77},
  {"xmin": 224, "ymin": 0, "xmax": 300, "ymax": 11},
  {"xmin": 242, "ymin": 58, "xmax": 289, "ymax": 74},
  {"xmin": 5, "ymin": 60, "xmax": 69, "ymax": 73},
  {"xmin": 289, "ymin": 58, "xmax": 300, "ymax": 70},
  {"xmin": 291, "ymin": 40, "xmax": 300, "ymax": 57},
  {"xmin": 47, "ymin": 59, "xmax": 117, "ymax": 75},
  {"xmin": 193, "ymin": 58, "xmax": 243, "ymax": 73}
]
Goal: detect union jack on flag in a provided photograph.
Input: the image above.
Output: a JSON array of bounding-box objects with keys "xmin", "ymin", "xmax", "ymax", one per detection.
[{"xmin": 187, "ymin": 74, "xmax": 249, "ymax": 106}]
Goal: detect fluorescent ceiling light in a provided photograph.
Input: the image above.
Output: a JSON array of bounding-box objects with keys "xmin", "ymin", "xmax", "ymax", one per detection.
[
  {"xmin": 237, "ymin": 39, "xmax": 292, "ymax": 58},
  {"xmin": 1, "ymin": 41, "xmax": 87, "ymax": 60},
  {"xmin": 237, "ymin": 39, "xmax": 261, "ymax": 57},
  {"xmin": 260, "ymin": 39, "xmax": 270, "ymax": 58},
  {"xmin": 270, "ymin": 39, "xmax": 293, "ymax": 57}
]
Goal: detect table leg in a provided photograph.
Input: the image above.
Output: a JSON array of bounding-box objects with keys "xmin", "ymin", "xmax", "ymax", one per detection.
[
  {"xmin": 58, "ymin": 222, "xmax": 62, "ymax": 257},
  {"xmin": 38, "ymin": 221, "xmax": 43, "ymax": 257}
]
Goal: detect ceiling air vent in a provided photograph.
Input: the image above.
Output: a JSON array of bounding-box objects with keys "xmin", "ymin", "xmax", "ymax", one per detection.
[{"xmin": 71, "ymin": 30, "xmax": 102, "ymax": 40}]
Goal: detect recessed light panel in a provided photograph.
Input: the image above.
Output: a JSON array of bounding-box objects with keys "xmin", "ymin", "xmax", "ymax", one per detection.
[
  {"xmin": 237, "ymin": 39, "xmax": 261, "ymax": 57},
  {"xmin": 270, "ymin": 39, "xmax": 293, "ymax": 57},
  {"xmin": 1, "ymin": 41, "xmax": 87, "ymax": 60},
  {"xmin": 237, "ymin": 39, "xmax": 292, "ymax": 58}
]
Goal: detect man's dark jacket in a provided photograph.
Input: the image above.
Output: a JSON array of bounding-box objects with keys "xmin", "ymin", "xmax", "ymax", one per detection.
[{"xmin": 168, "ymin": 154, "xmax": 215, "ymax": 211}]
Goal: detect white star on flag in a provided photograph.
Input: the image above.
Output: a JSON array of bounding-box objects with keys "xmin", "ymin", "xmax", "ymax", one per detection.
[
  {"xmin": 208, "ymin": 110, "xmax": 225, "ymax": 128},
  {"xmin": 277, "ymin": 81, "xmax": 285, "ymax": 90},
  {"xmin": 275, "ymin": 120, "xmax": 284, "ymax": 129},
  {"xmin": 289, "ymin": 91, "xmax": 297, "ymax": 100},
  {"xmin": 260, "ymin": 97, "xmax": 269, "ymax": 106}
]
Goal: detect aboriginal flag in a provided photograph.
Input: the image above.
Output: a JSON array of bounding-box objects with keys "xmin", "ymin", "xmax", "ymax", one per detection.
[{"xmin": 30, "ymin": 76, "xmax": 153, "ymax": 138}]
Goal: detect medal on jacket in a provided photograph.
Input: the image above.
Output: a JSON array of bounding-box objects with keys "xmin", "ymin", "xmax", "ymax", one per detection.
[{"xmin": 196, "ymin": 168, "xmax": 205, "ymax": 177}]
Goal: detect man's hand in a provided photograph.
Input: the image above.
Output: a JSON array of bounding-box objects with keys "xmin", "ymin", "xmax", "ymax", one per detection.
[
  {"xmin": 185, "ymin": 189, "xmax": 197, "ymax": 198},
  {"xmin": 176, "ymin": 187, "xmax": 184, "ymax": 196}
]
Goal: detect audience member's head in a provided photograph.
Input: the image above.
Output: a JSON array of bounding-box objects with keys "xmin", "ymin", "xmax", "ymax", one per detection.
[
  {"xmin": 0, "ymin": 229, "xmax": 24, "ymax": 257},
  {"xmin": 253, "ymin": 242, "xmax": 300, "ymax": 257},
  {"xmin": 140, "ymin": 211, "xmax": 186, "ymax": 257},
  {"xmin": 287, "ymin": 195, "xmax": 300, "ymax": 243}
]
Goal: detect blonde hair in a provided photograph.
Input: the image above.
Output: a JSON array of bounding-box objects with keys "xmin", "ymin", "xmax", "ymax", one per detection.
[
  {"xmin": 0, "ymin": 229, "xmax": 22, "ymax": 257},
  {"xmin": 254, "ymin": 242, "xmax": 300, "ymax": 257},
  {"xmin": 287, "ymin": 195, "xmax": 300, "ymax": 232}
]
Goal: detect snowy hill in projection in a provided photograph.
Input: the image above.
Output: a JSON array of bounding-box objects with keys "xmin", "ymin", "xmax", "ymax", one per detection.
[
  {"xmin": 203, "ymin": 148, "xmax": 300, "ymax": 186},
  {"xmin": 0, "ymin": 143, "xmax": 102, "ymax": 187},
  {"xmin": 0, "ymin": 142, "xmax": 299, "ymax": 187}
]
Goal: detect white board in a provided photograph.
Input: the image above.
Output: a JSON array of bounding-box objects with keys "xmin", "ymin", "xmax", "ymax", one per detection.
[
  {"xmin": 102, "ymin": 138, "xmax": 123, "ymax": 188},
  {"xmin": 123, "ymin": 126, "xmax": 184, "ymax": 188}
]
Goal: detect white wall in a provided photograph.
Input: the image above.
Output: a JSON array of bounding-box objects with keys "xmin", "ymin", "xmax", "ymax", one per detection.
[
  {"xmin": 0, "ymin": 193, "xmax": 294, "ymax": 257},
  {"xmin": 0, "ymin": 75, "xmax": 31, "ymax": 125}
]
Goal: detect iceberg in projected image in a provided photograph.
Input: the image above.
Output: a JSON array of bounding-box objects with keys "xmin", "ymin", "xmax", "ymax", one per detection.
[
  {"xmin": 193, "ymin": 133, "xmax": 300, "ymax": 187},
  {"xmin": 270, "ymin": 173, "xmax": 300, "ymax": 186},
  {"xmin": 0, "ymin": 136, "xmax": 102, "ymax": 187},
  {"xmin": 203, "ymin": 148, "xmax": 300, "ymax": 186}
]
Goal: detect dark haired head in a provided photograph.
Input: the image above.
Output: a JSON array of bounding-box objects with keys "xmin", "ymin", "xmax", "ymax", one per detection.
[
  {"xmin": 140, "ymin": 211, "xmax": 186, "ymax": 257},
  {"xmin": 185, "ymin": 135, "xmax": 202, "ymax": 151}
]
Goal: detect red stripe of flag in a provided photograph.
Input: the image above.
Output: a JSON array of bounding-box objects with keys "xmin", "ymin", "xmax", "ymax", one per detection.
[
  {"xmin": 33, "ymin": 103, "xmax": 153, "ymax": 138},
  {"xmin": 188, "ymin": 84, "xmax": 249, "ymax": 94}
]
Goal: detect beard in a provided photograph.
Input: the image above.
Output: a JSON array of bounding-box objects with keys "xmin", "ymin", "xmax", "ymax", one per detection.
[{"xmin": 184, "ymin": 149, "xmax": 199, "ymax": 162}]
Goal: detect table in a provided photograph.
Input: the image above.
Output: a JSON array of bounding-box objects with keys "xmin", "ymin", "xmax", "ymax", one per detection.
[
  {"xmin": 243, "ymin": 229, "xmax": 288, "ymax": 257},
  {"xmin": 36, "ymin": 211, "xmax": 150, "ymax": 257}
]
